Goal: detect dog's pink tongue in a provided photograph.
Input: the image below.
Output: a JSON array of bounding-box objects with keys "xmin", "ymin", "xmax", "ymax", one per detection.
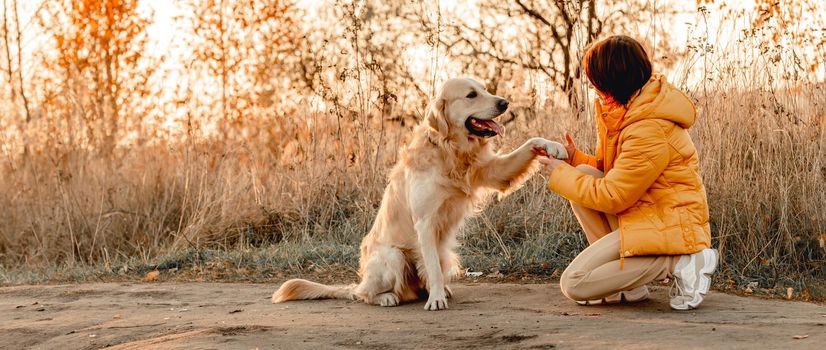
[{"xmin": 477, "ymin": 119, "xmax": 503, "ymax": 134}]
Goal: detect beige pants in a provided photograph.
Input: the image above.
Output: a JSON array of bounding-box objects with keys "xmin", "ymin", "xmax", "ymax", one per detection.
[{"xmin": 559, "ymin": 165, "xmax": 678, "ymax": 301}]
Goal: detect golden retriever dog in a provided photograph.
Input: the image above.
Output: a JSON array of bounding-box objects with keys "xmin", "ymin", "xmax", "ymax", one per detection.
[{"xmin": 272, "ymin": 78, "xmax": 567, "ymax": 310}]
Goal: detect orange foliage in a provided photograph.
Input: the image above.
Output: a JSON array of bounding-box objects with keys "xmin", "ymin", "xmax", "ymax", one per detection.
[
  {"xmin": 182, "ymin": 0, "xmax": 301, "ymax": 143},
  {"xmin": 37, "ymin": 0, "xmax": 153, "ymax": 153}
]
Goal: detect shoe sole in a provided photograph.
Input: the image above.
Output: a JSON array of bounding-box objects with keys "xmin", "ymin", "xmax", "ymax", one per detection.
[
  {"xmin": 672, "ymin": 249, "xmax": 718, "ymax": 311},
  {"xmin": 577, "ymin": 287, "xmax": 650, "ymax": 306}
]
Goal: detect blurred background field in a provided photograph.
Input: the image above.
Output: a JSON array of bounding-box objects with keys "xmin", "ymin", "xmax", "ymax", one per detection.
[{"xmin": 0, "ymin": 0, "xmax": 824, "ymax": 300}]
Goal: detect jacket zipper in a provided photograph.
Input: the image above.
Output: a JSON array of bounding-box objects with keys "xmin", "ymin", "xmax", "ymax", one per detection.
[{"xmin": 619, "ymin": 216, "xmax": 625, "ymax": 270}]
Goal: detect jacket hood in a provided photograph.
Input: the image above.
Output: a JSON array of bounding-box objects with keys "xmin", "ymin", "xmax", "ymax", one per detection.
[{"xmin": 622, "ymin": 74, "xmax": 697, "ymax": 129}]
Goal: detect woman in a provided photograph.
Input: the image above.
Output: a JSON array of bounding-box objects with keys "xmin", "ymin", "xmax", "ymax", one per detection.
[{"xmin": 540, "ymin": 35, "xmax": 717, "ymax": 310}]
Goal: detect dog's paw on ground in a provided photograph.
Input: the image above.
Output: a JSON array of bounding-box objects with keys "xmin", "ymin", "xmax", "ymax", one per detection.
[
  {"xmin": 378, "ymin": 293, "xmax": 399, "ymax": 307},
  {"xmin": 424, "ymin": 295, "xmax": 448, "ymax": 310}
]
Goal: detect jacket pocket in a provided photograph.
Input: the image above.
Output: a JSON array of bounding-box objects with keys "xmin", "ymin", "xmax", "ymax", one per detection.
[{"xmin": 639, "ymin": 205, "xmax": 668, "ymax": 231}]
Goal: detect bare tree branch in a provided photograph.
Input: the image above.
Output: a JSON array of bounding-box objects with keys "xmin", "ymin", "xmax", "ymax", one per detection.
[{"xmin": 12, "ymin": 0, "xmax": 31, "ymax": 122}]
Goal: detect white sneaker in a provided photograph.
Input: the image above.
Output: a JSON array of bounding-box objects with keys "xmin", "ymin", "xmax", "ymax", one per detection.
[
  {"xmin": 670, "ymin": 248, "xmax": 718, "ymax": 310},
  {"xmin": 576, "ymin": 285, "xmax": 650, "ymax": 306}
]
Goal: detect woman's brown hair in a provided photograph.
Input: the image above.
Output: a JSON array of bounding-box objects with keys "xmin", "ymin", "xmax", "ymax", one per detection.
[{"xmin": 582, "ymin": 35, "xmax": 652, "ymax": 105}]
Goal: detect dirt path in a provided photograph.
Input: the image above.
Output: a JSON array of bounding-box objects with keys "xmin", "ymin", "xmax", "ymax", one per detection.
[{"xmin": 1, "ymin": 282, "xmax": 824, "ymax": 349}]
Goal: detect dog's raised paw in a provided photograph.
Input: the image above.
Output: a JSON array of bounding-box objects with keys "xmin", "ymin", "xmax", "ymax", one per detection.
[{"xmin": 530, "ymin": 138, "xmax": 568, "ymax": 160}]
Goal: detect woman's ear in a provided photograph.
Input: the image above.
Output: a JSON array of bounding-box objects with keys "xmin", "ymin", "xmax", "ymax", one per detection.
[{"xmin": 426, "ymin": 98, "xmax": 448, "ymax": 135}]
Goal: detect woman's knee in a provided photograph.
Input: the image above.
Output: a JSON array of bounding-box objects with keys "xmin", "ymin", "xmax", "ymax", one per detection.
[
  {"xmin": 559, "ymin": 268, "xmax": 591, "ymax": 301},
  {"xmin": 575, "ymin": 164, "xmax": 604, "ymax": 178}
]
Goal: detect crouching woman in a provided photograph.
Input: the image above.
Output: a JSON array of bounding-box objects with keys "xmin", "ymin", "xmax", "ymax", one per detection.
[{"xmin": 540, "ymin": 35, "xmax": 718, "ymax": 310}]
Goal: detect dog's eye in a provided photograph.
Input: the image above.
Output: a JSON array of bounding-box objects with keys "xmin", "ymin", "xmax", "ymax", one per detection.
[{"xmin": 466, "ymin": 91, "xmax": 477, "ymax": 99}]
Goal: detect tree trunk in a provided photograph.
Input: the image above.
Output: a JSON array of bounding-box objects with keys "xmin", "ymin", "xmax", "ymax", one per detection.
[
  {"xmin": 2, "ymin": 0, "xmax": 16, "ymax": 102},
  {"xmin": 11, "ymin": 0, "xmax": 30, "ymax": 123}
]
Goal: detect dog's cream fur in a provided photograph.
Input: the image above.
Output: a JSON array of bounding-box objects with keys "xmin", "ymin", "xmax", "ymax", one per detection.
[{"xmin": 272, "ymin": 78, "xmax": 567, "ymax": 310}]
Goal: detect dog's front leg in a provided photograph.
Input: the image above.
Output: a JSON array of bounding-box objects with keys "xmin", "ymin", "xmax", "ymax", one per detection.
[
  {"xmin": 478, "ymin": 137, "xmax": 568, "ymax": 192},
  {"xmin": 415, "ymin": 216, "xmax": 448, "ymax": 311},
  {"xmin": 408, "ymin": 177, "xmax": 449, "ymax": 311}
]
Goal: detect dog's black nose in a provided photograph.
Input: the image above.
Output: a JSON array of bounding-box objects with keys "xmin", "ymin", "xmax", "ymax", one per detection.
[{"xmin": 497, "ymin": 99, "xmax": 509, "ymax": 112}]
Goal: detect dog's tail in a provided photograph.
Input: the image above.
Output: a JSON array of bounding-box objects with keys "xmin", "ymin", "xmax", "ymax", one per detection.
[{"xmin": 272, "ymin": 279, "xmax": 356, "ymax": 303}]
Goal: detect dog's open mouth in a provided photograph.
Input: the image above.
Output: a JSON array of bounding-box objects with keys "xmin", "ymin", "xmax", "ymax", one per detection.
[{"xmin": 465, "ymin": 117, "xmax": 503, "ymax": 138}]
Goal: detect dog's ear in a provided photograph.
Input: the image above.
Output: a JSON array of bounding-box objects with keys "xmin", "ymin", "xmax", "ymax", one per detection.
[{"xmin": 426, "ymin": 97, "xmax": 448, "ymax": 135}]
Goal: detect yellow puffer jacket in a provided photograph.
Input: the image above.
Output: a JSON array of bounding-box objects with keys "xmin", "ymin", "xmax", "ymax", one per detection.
[{"xmin": 549, "ymin": 74, "xmax": 711, "ymax": 258}]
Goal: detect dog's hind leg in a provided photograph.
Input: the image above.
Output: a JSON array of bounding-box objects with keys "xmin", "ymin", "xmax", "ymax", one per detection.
[
  {"xmin": 354, "ymin": 245, "xmax": 408, "ymax": 307},
  {"xmin": 376, "ymin": 292, "xmax": 400, "ymax": 307}
]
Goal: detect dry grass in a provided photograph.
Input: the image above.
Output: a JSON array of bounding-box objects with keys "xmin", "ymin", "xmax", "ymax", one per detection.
[{"xmin": 1, "ymin": 79, "xmax": 824, "ymax": 298}]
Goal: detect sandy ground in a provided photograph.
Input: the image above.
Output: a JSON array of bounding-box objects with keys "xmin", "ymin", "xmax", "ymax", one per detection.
[{"xmin": 1, "ymin": 282, "xmax": 824, "ymax": 350}]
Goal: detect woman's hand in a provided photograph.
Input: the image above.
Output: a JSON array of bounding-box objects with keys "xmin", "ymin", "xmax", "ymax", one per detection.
[
  {"xmin": 538, "ymin": 156, "xmax": 566, "ymax": 175},
  {"xmin": 564, "ymin": 132, "xmax": 577, "ymax": 163}
]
